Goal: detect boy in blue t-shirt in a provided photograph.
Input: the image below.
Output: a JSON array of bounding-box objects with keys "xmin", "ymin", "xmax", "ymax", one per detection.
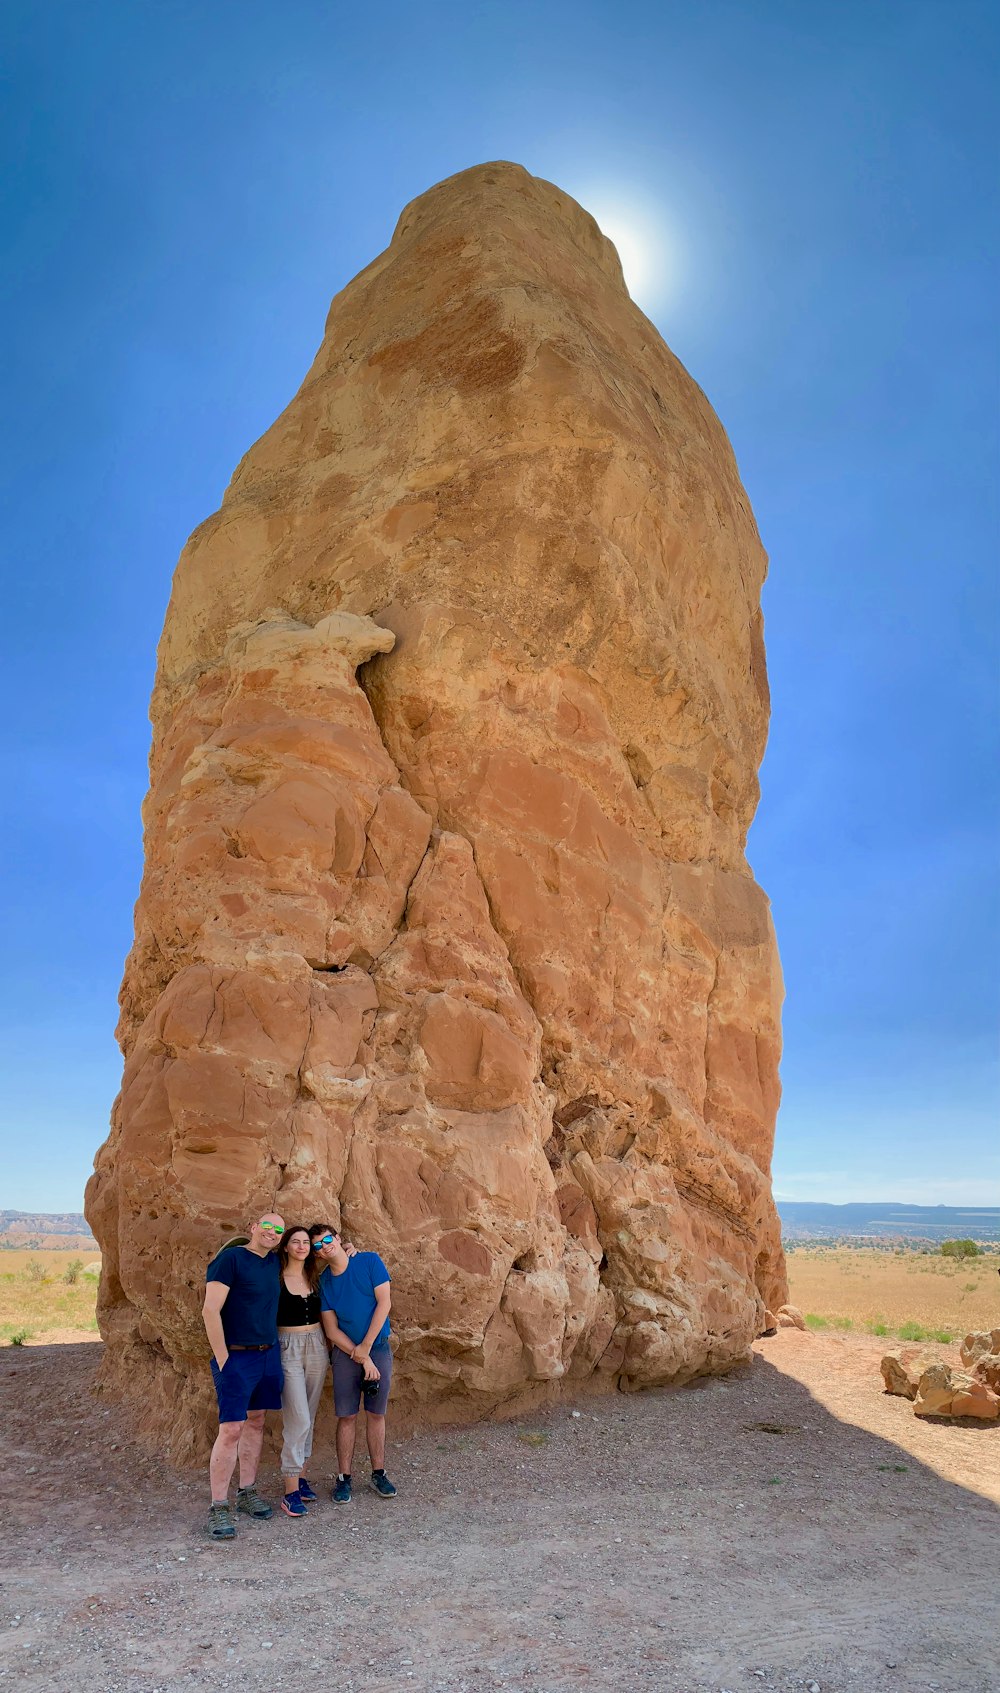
[{"xmin": 311, "ymin": 1222, "xmax": 396, "ymax": 1503}]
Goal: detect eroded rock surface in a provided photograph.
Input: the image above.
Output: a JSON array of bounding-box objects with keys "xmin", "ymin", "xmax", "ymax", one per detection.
[
  {"xmin": 881, "ymin": 1347, "xmax": 943, "ymax": 1400},
  {"xmin": 87, "ymin": 162, "xmax": 785, "ymax": 1456},
  {"xmin": 960, "ymin": 1329, "xmax": 1000, "ymax": 1395},
  {"xmin": 912, "ymin": 1362, "xmax": 1000, "ymax": 1421}
]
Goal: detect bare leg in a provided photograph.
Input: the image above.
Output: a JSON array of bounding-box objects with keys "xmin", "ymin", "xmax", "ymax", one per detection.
[
  {"xmin": 336, "ymin": 1414, "xmax": 358, "ymax": 1475},
  {"xmin": 236, "ymin": 1409, "xmax": 266, "ymax": 1488},
  {"xmin": 209, "ymin": 1421, "xmax": 244, "ymax": 1501},
  {"xmin": 365, "ymin": 1412, "xmax": 386, "ymax": 1470}
]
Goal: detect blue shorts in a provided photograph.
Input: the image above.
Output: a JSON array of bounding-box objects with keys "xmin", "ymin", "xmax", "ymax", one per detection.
[
  {"xmin": 332, "ymin": 1341, "xmax": 392, "ymax": 1417},
  {"xmin": 211, "ymin": 1344, "xmax": 283, "ymax": 1423}
]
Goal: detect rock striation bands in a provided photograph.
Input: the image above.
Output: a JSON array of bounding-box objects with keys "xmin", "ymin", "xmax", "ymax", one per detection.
[{"xmin": 87, "ymin": 162, "xmax": 785, "ymax": 1456}]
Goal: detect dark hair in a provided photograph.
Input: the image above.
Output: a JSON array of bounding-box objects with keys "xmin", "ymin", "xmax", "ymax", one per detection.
[
  {"xmin": 278, "ymin": 1225, "xmax": 320, "ymax": 1290},
  {"xmin": 309, "ymin": 1221, "xmax": 339, "ymax": 1240}
]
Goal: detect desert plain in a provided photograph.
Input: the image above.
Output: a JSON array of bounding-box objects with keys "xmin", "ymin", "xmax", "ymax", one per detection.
[{"xmin": 5, "ymin": 1243, "xmax": 998, "ymax": 1350}]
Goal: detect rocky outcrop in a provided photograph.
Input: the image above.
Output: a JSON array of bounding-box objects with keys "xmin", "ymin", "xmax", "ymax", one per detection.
[
  {"xmin": 960, "ymin": 1329, "xmax": 1000, "ymax": 1370},
  {"xmin": 86, "ymin": 162, "xmax": 785, "ymax": 1457},
  {"xmin": 880, "ymin": 1347, "xmax": 942, "ymax": 1400},
  {"xmin": 960, "ymin": 1330, "xmax": 1000, "ymax": 1394},
  {"xmin": 912, "ymin": 1363, "xmax": 1000, "ymax": 1421}
]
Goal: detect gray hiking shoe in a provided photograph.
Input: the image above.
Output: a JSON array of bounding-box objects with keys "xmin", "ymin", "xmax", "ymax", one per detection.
[
  {"xmin": 207, "ymin": 1502, "xmax": 236, "ymax": 1541},
  {"xmin": 236, "ymin": 1484, "xmax": 273, "ymax": 1520}
]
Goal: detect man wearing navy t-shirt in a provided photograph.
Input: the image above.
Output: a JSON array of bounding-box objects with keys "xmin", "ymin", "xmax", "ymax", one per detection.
[
  {"xmin": 202, "ymin": 1212, "xmax": 285, "ymax": 1540},
  {"xmin": 312, "ymin": 1223, "xmax": 396, "ymax": 1503}
]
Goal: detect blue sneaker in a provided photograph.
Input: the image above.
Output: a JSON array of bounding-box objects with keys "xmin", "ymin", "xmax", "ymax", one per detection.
[
  {"xmin": 297, "ymin": 1478, "xmax": 318, "ymax": 1502},
  {"xmin": 331, "ymin": 1474, "xmax": 352, "ymax": 1503},
  {"xmin": 280, "ymin": 1490, "xmax": 307, "ymax": 1518},
  {"xmin": 369, "ymin": 1470, "xmax": 397, "ymax": 1498}
]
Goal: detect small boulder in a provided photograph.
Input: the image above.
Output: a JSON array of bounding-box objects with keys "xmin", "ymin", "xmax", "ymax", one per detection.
[
  {"xmin": 913, "ymin": 1362, "xmax": 1000, "ymax": 1420},
  {"xmin": 760, "ymin": 1310, "xmax": 779, "ymax": 1337},
  {"xmin": 880, "ymin": 1347, "xmax": 941, "ymax": 1400},
  {"xmin": 776, "ymin": 1304, "xmax": 806, "ymax": 1331},
  {"xmin": 959, "ymin": 1328, "xmax": 1000, "ymax": 1370},
  {"xmin": 951, "ymin": 1381, "xmax": 1000, "ymax": 1420},
  {"xmin": 972, "ymin": 1351, "xmax": 1000, "ymax": 1394}
]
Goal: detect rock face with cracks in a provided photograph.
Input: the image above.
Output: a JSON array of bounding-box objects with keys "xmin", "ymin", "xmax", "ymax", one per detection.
[{"xmin": 87, "ymin": 162, "xmax": 785, "ymax": 1458}]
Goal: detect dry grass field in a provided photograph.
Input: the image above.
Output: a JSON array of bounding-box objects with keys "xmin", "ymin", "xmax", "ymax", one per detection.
[
  {"xmin": 0, "ymin": 1249, "xmax": 101, "ymax": 1344},
  {"xmin": 786, "ymin": 1246, "xmax": 1000, "ymax": 1342},
  {"xmin": 3, "ymin": 1244, "xmax": 998, "ymax": 1351}
]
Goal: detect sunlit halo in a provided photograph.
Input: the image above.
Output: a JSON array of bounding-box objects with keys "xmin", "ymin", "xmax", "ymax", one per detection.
[
  {"xmin": 579, "ymin": 190, "xmax": 671, "ymax": 306},
  {"xmin": 594, "ymin": 213, "xmax": 653, "ymax": 296}
]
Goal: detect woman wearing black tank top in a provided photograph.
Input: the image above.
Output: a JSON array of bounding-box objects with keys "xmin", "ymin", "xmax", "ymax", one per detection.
[{"xmin": 276, "ymin": 1226, "xmax": 327, "ymax": 1516}]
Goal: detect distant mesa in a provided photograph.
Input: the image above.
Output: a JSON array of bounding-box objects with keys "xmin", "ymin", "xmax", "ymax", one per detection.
[
  {"xmin": 778, "ymin": 1201, "xmax": 1000, "ymax": 1246},
  {"xmin": 0, "ymin": 1210, "xmax": 98, "ymax": 1252}
]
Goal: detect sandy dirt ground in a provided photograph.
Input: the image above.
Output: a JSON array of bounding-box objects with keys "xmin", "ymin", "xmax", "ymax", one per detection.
[{"xmin": 1, "ymin": 1330, "xmax": 996, "ymax": 1693}]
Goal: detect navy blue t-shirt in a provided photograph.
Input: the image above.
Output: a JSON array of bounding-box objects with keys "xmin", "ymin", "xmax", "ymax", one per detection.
[
  {"xmin": 205, "ymin": 1246, "xmax": 280, "ymax": 1346},
  {"xmin": 319, "ymin": 1253, "xmax": 391, "ymax": 1347}
]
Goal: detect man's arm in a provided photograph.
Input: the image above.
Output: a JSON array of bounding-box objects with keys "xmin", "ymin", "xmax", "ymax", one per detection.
[
  {"xmin": 321, "ymin": 1308, "xmax": 358, "ymax": 1358},
  {"xmin": 321, "ymin": 1309, "xmax": 381, "ymax": 1379},
  {"xmin": 202, "ymin": 1281, "xmax": 230, "ymax": 1370},
  {"xmin": 352, "ymin": 1282, "xmax": 391, "ymax": 1363}
]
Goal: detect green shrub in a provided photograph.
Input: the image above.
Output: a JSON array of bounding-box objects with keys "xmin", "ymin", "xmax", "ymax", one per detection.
[
  {"xmin": 8, "ymin": 1328, "xmax": 29, "ymax": 1346},
  {"xmin": 897, "ymin": 1320, "xmax": 927, "ymax": 1341},
  {"xmin": 940, "ymin": 1239, "xmax": 981, "ymax": 1259},
  {"xmin": 63, "ymin": 1259, "xmax": 83, "ymax": 1285},
  {"xmin": 867, "ymin": 1320, "xmax": 890, "ymax": 1337},
  {"xmin": 804, "ymin": 1313, "xmax": 829, "ymax": 1330},
  {"xmin": 832, "ymin": 1316, "xmax": 853, "ymax": 1331},
  {"xmin": 895, "ymin": 1320, "xmax": 952, "ymax": 1343},
  {"xmin": 24, "ymin": 1259, "xmax": 44, "ymax": 1284}
]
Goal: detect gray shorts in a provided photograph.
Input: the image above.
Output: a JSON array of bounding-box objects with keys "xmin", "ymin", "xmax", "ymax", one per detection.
[{"xmin": 332, "ymin": 1341, "xmax": 392, "ymax": 1417}]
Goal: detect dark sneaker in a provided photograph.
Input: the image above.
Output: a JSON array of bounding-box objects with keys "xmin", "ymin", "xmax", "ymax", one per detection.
[
  {"xmin": 331, "ymin": 1475, "xmax": 352, "ymax": 1504},
  {"xmin": 207, "ymin": 1502, "xmax": 236, "ymax": 1540},
  {"xmin": 297, "ymin": 1478, "xmax": 318, "ymax": 1502},
  {"xmin": 280, "ymin": 1490, "xmax": 307, "ymax": 1518},
  {"xmin": 369, "ymin": 1471, "xmax": 397, "ymax": 1499},
  {"xmin": 236, "ymin": 1485, "xmax": 273, "ymax": 1520}
]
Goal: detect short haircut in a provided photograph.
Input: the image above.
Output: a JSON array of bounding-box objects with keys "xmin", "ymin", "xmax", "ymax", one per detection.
[{"xmin": 309, "ymin": 1222, "xmax": 338, "ymax": 1238}]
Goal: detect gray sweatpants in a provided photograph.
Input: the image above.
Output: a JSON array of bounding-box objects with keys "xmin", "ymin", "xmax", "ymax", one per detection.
[{"xmin": 279, "ymin": 1327, "xmax": 329, "ymax": 1477}]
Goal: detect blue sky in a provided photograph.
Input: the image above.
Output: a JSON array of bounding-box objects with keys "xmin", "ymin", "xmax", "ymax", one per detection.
[{"xmin": 1, "ymin": 0, "xmax": 997, "ymax": 1211}]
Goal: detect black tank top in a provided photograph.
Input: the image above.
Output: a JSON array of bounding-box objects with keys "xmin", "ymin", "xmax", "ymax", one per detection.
[{"xmin": 277, "ymin": 1279, "xmax": 320, "ymax": 1326}]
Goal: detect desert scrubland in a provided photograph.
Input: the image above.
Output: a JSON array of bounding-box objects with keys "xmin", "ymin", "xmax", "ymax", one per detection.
[
  {"xmin": 0, "ymin": 1249, "xmax": 100, "ymax": 1345},
  {"xmin": 5, "ymin": 1245, "xmax": 998, "ymax": 1351},
  {"xmin": 786, "ymin": 1246, "xmax": 1000, "ymax": 1340}
]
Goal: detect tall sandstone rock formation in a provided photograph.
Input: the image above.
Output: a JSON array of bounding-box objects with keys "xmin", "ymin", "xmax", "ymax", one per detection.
[{"xmin": 87, "ymin": 163, "xmax": 785, "ymax": 1458}]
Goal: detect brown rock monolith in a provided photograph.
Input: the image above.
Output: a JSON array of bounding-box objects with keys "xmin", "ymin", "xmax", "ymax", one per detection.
[{"xmin": 86, "ymin": 162, "xmax": 785, "ymax": 1457}]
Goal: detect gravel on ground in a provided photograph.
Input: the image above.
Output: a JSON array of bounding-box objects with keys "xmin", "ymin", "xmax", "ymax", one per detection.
[{"xmin": 1, "ymin": 1330, "xmax": 996, "ymax": 1693}]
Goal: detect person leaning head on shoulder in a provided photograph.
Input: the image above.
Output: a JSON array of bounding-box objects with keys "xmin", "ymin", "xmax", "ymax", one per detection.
[{"xmin": 310, "ymin": 1223, "xmax": 396, "ymax": 1503}]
